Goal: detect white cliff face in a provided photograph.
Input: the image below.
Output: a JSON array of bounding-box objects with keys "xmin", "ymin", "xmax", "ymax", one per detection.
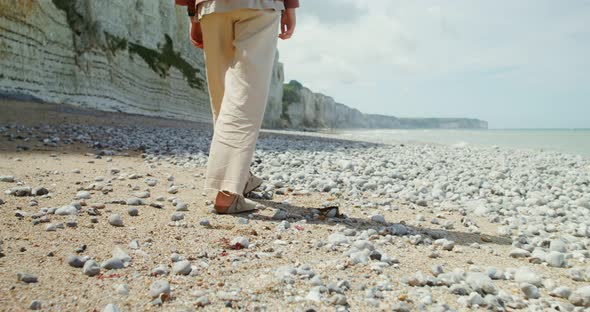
[
  {"xmin": 0, "ymin": 0, "xmax": 289, "ymax": 125},
  {"xmin": 1, "ymin": 0, "xmax": 208, "ymax": 122},
  {"xmin": 262, "ymin": 51, "xmax": 285, "ymax": 128},
  {"xmin": 281, "ymin": 80, "xmax": 488, "ymax": 130}
]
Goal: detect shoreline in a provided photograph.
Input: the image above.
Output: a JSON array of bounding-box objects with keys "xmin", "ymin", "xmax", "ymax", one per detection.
[{"xmin": 1, "ymin": 99, "xmax": 589, "ymax": 311}]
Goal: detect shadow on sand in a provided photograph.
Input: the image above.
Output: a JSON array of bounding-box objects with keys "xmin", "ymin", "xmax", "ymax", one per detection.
[{"xmin": 226, "ymin": 198, "xmax": 512, "ymax": 247}]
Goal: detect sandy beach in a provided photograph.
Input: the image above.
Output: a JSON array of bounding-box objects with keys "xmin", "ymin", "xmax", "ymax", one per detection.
[{"xmin": 1, "ymin": 100, "xmax": 589, "ymax": 311}]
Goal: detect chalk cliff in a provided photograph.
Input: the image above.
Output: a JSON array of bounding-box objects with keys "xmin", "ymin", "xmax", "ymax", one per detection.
[
  {"xmin": 277, "ymin": 80, "xmax": 488, "ymax": 129},
  {"xmin": 0, "ymin": 0, "xmax": 212, "ymax": 122},
  {"xmin": 0, "ymin": 1, "xmax": 487, "ymax": 129}
]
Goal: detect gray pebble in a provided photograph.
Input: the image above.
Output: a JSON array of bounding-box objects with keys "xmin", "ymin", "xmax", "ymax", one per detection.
[
  {"xmin": 102, "ymin": 303, "xmax": 121, "ymax": 312},
  {"xmin": 173, "ymin": 260, "xmax": 192, "ymax": 275},
  {"xmin": 75, "ymin": 191, "xmax": 91, "ymax": 200},
  {"xmin": 176, "ymin": 202, "xmax": 188, "ymax": 211},
  {"xmin": 8, "ymin": 186, "xmax": 31, "ymax": 197},
  {"xmin": 0, "ymin": 175, "xmax": 15, "ymax": 182},
  {"xmin": 31, "ymin": 187, "xmax": 49, "ymax": 196},
  {"xmin": 569, "ymin": 286, "xmax": 590, "ymax": 307},
  {"xmin": 127, "ymin": 207, "xmax": 139, "ymax": 216},
  {"xmin": 67, "ymin": 255, "xmax": 87, "ymax": 268},
  {"xmin": 109, "ymin": 214, "xmax": 124, "ymax": 227},
  {"xmin": 55, "ymin": 205, "xmax": 79, "ymax": 216},
  {"xmin": 83, "ymin": 260, "xmax": 101, "ymax": 276},
  {"xmin": 17, "ymin": 272, "xmax": 38, "ymax": 283},
  {"xmin": 171, "ymin": 212, "xmax": 184, "ymax": 221},
  {"xmin": 199, "ymin": 219, "xmax": 211, "ymax": 227},
  {"xmin": 509, "ymin": 248, "xmax": 530, "ymax": 258},
  {"xmin": 101, "ymin": 258, "xmax": 124, "ymax": 270},
  {"xmin": 29, "ymin": 300, "xmax": 42, "ymax": 310},
  {"xmin": 514, "ymin": 267, "xmax": 542, "ymax": 287},
  {"xmin": 126, "ymin": 197, "xmax": 144, "ymax": 206},
  {"xmin": 152, "ymin": 265, "xmax": 169, "ymax": 276},
  {"xmin": 328, "ymin": 294, "xmax": 347, "ymax": 306},
  {"xmin": 546, "ymin": 251, "xmax": 565, "ymax": 267},
  {"xmin": 521, "ymin": 283, "xmax": 540, "ymax": 299},
  {"xmin": 550, "ymin": 286, "xmax": 572, "ymax": 299},
  {"xmin": 149, "ymin": 280, "xmax": 171, "ymax": 298},
  {"xmin": 231, "ymin": 237, "xmax": 249, "ymax": 248},
  {"xmin": 115, "ymin": 284, "xmax": 129, "ymax": 295}
]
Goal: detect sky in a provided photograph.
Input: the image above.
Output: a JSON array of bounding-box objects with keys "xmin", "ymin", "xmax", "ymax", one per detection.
[{"xmin": 277, "ymin": 0, "xmax": 590, "ymax": 129}]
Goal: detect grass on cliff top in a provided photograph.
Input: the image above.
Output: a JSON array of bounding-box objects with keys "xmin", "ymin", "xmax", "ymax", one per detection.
[
  {"xmin": 283, "ymin": 80, "xmax": 302, "ymax": 104},
  {"xmin": 281, "ymin": 80, "xmax": 305, "ymax": 125}
]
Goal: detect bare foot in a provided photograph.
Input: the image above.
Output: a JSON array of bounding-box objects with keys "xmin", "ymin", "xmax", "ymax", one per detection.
[{"xmin": 214, "ymin": 191, "xmax": 237, "ymax": 214}]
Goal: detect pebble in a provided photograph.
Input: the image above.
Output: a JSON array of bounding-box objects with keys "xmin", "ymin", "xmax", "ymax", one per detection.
[
  {"xmin": 7, "ymin": 186, "xmax": 31, "ymax": 196},
  {"xmin": 102, "ymin": 304, "xmax": 121, "ymax": 312},
  {"xmin": 113, "ymin": 246, "xmax": 131, "ymax": 264},
  {"xmin": 173, "ymin": 260, "xmax": 192, "ymax": 275},
  {"xmin": 570, "ymin": 286, "xmax": 590, "ymax": 307},
  {"xmin": 152, "ymin": 265, "xmax": 169, "ymax": 276},
  {"xmin": 514, "ymin": 267, "xmax": 542, "ymax": 287},
  {"xmin": 115, "ymin": 284, "xmax": 129, "ymax": 295},
  {"xmin": 550, "ymin": 286, "xmax": 572, "ymax": 299},
  {"xmin": 546, "ymin": 251, "xmax": 565, "ymax": 267},
  {"xmin": 55, "ymin": 205, "xmax": 79, "ymax": 216},
  {"xmin": 31, "ymin": 187, "xmax": 49, "ymax": 196},
  {"xmin": 126, "ymin": 197, "xmax": 144, "ymax": 206},
  {"xmin": 149, "ymin": 280, "xmax": 171, "ymax": 298},
  {"xmin": 328, "ymin": 233, "xmax": 349, "ymax": 245},
  {"xmin": 17, "ymin": 272, "xmax": 38, "ymax": 283},
  {"xmin": 276, "ymin": 220, "xmax": 290, "ymax": 231},
  {"xmin": 195, "ymin": 296, "xmax": 211, "ymax": 307},
  {"xmin": 75, "ymin": 191, "xmax": 91, "ymax": 200},
  {"xmin": 67, "ymin": 255, "xmax": 87, "ymax": 268},
  {"xmin": 521, "ymin": 283, "xmax": 540, "ymax": 299},
  {"xmin": 509, "ymin": 248, "xmax": 530, "ymax": 258},
  {"xmin": 101, "ymin": 258, "xmax": 124, "ymax": 270},
  {"xmin": 199, "ymin": 219, "xmax": 211, "ymax": 227},
  {"xmin": 45, "ymin": 224, "xmax": 58, "ymax": 231},
  {"xmin": 231, "ymin": 237, "xmax": 250, "ymax": 249},
  {"xmin": 465, "ymin": 272, "xmax": 497, "ymax": 295},
  {"xmin": 0, "ymin": 175, "xmax": 15, "ymax": 182},
  {"xmin": 328, "ymin": 294, "xmax": 347, "ymax": 306},
  {"xmin": 127, "ymin": 207, "xmax": 139, "ymax": 216},
  {"xmin": 108, "ymin": 214, "xmax": 124, "ymax": 227},
  {"xmin": 83, "ymin": 260, "xmax": 101, "ymax": 276},
  {"xmin": 371, "ymin": 214, "xmax": 386, "ymax": 223},
  {"xmin": 549, "ymin": 239, "xmax": 567, "ymax": 253},
  {"xmin": 171, "ymin": 212, "xmax": 184, "ymax": 221},
  {"xmin": 29, "ymin": 300, "xmax": 42, "ymax": 310},
  {"xmin": 449, "ymin": 284, "xmax": 471, "ymax": 296},
  {"xmin": 134, "ymin": 191, "xmax": 150, "ymax": 199},
  {"xmin": 176, "ymin": 202, "xmax": 188, "ymax": 211}
]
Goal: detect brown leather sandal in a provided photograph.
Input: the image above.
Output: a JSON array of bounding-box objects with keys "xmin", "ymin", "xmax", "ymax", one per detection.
[{"xmin": 214, "ymin": 191, "xmax": 259, "ymax": 214}]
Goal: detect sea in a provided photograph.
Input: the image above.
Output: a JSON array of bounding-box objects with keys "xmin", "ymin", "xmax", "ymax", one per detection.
[{"xmin": 314, "ymin": 129, "xmax": 590, "ymax": 158}]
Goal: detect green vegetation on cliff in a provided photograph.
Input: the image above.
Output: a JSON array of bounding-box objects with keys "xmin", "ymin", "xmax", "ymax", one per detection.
[
  {"xmin": 129, "ymin": 35, "xmax": 204, "ymax": 90},
  {"xmin": 52, "ymin": 0, "xmax": 204, "ymax": 90},
  {"xmin": 281, "ymin": 80, "xmax": 304, "ymax": 123}
]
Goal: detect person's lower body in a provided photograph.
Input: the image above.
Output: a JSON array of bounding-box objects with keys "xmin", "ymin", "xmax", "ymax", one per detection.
[{"xmin": 200, "ymin": 8, "xmax": 280, "ymax": 213}]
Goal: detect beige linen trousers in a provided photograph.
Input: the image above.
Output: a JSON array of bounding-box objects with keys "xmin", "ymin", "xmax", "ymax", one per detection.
[{"xmin": 201, "ymin": 9, "xmax": 280, "ymax": 194}]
